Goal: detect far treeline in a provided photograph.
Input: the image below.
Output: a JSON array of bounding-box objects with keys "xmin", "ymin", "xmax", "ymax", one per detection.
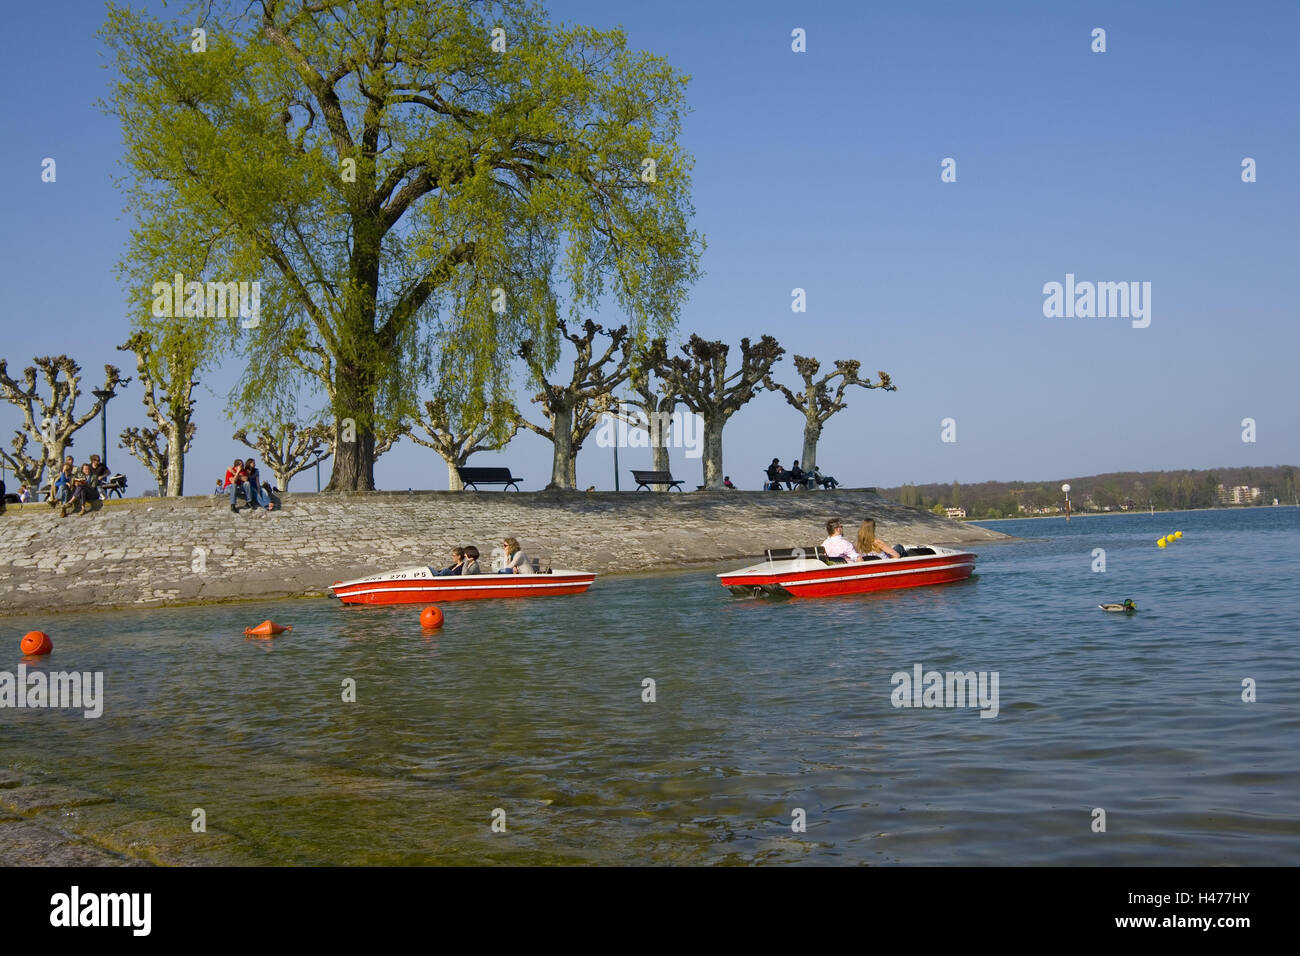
[
  {"xmin": 0, "ymin": 1, "xmax": 901, "ymax": 498},
  {"xmin": 885, "ymin": 466, "xmax": 1300, "ymax": 519}
]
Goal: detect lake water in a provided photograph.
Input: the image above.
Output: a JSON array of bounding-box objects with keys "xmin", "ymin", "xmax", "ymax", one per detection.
[{"xmin": 2, "ymin": 507, "xmax": 1298, "ymax": 865}]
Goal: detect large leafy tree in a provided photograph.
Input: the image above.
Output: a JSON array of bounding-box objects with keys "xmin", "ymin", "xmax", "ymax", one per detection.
[
  {"xmin": 657, "ymin": 335, "xmax": 784, "ymax": 489},
  {"xmin": 764, "ymin": 356, "xmax": 895, "ymax": 474},
  {"xmin": 518, "ymin": 319, "xmax": 631, "ymax": 489},
  {"xmin": 102, "ymin": 0, "xmax": 702, "ymax": 491}
]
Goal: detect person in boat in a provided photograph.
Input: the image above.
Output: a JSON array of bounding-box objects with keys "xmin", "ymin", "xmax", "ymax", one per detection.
[
  {"xmin": 498, "ymin": 536, "xmax": 534, "ymax": 574},
  {"xmin": 856, "ymin": 518, "xmax": 904, "ymax": 559},
  {"xmin": 461, "ymin": 546, "xmax": 482, "ymax": 574},
  {"xmin": 820, "ymin": 519, "xmax": 863, "ymax": 562},
  {"xmin": 436, "ymin": 547, "xmax": 466, "ymax": 575}
]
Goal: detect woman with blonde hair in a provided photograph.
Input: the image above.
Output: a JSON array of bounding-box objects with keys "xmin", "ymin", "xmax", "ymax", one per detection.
[
  {"xmin": 497, "ymin": 536, "xmax": 534, "ymax": 574},
  {"xmin": 856, "ymin": 518, "xmax": 903, "ymax": 559}
]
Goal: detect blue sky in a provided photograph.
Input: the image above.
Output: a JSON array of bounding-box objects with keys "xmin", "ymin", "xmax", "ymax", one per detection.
[{"xmin": 1, "ymin": 0, "xmax": 1296, "ymax": 494}]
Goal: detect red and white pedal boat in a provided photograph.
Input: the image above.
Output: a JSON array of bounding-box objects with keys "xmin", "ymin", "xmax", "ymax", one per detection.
[
  {"xmin": 330, "ymin": 565, "xmax": 596, "ymax": 604},
  {"xmin": 718, "ymin": 546, "xmax": 976, "ymax": 598}
]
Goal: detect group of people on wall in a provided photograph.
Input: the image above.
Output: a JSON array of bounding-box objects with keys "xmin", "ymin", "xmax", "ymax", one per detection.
[
  {"xmin": 5, "ymin": 454, "xmax": 116, "ymax": 517},
  {"xmin": 764, "ymin": 459, "xmax": 839, "ymax": 491},
  {"xmin": 220, "ymin": 458, "xmax": 276, "ymax": 512}
]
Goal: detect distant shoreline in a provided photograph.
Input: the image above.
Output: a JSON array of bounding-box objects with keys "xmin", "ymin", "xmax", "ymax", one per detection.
[{"xmin": 964, "ymin": 504, "xmax": 1295, "ymax": 522}]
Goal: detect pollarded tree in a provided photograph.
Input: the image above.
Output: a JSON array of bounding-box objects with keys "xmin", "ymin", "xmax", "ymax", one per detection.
[
  {"xmin": 117, "ymin": 328, "xmax": 206, "ymax": 496},
  {"xmin": 233, "ymin": 422, "xmax": 334, "ymax": 492},
  {"xmin": 120, "ymin": 424, "xmax": 193, "ymax": 496},
  {"xmin": 409, "ymin": 395, "xmax": 519, "ymax": 491},
  {"xmin": 657, "ymin": 334, "xmax": 784, "ymax": 489},
  {"xmin": 764, "ymin": 356, "xmax": 895, "ymax": 475},
  {"xmin": 103, "ymin": 0, "xmax": 702, "ymax": 491},
  {"xmin": 618, "ymin": 337, "xmax": 677, "ymax": 481},
  {"xmin": 518, "ymin": 319, "xmax": 632, "ymax": 489},
  {"xmin": 0, "ymin": 356, "xmax": 125, "ymax": 491}
]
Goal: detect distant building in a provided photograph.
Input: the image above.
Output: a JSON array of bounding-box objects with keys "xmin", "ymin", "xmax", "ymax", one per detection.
[
  {"xmin": 945, "ymin": 507, "xmax": 966, "ymax": 519},
  {"xmin": 1217, "ymin": 483, "xmax": 1260, "ymax": 505}
]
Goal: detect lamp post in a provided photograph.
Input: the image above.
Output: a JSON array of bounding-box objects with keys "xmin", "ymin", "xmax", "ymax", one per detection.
[
  {"xmin": 91, "ymin": 388, "xmax": 113, "ymax": 467},
  {"xmin": 1062, "ymin": 483, "xmax": 1071, "ymax": 522}
]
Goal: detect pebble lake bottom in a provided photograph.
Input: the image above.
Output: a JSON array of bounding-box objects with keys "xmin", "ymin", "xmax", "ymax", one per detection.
[{"xmin": 1, "ymin": 508, "xmax": 1297, "ymax": 865}]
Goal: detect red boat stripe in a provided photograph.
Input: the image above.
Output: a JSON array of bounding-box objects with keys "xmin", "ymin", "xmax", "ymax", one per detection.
[
  {"xmin": 774, "ymin": 561, "xmax": 974, "ymax": 587},
  {"xmin": 332, "ymin": 578, "xmax": 593, "ymax": 595}
]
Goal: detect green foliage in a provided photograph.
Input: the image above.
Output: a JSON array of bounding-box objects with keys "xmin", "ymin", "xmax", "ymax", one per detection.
[{"xmin": 101, "ymin": 0, "xmax": 703, "ymax": 488}]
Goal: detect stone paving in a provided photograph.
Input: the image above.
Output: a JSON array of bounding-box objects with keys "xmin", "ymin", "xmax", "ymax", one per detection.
[{"xmin": 0, "ymin": 489, "xmax": 1008, "ymax": 614}]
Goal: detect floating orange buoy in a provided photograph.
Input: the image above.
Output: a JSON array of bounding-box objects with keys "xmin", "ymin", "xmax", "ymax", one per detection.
[
  {"xmin": 244, "ymin": 620, "xmax": 292, "ymax": 638},
  {"xmin": 20, "ymin": 631, "xmax": 52, "ymax": 656},
  {"xmin": 420, "ymin": 606, "xmax": 444, "ymax": 629}
]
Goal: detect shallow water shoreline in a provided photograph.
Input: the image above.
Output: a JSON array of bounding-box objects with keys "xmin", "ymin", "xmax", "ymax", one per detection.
[{"xmin": 0, "ymin": 489, "xmax": 1007, "ymax": 616}]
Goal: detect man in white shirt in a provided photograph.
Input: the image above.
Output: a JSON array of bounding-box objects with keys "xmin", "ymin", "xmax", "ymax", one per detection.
[{"xmin": 820, "ymin": 519, "xmax": 861, "ymax": 562}]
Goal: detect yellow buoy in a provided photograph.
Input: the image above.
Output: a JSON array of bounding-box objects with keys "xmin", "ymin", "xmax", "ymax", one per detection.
[
  {"xmin": 1174, "ymin": 531, "xmax": 1182, "ymax": 539},
  {"xmin": 1157, "ymin": 537, "xmax": 1167, "ymax": 548}
]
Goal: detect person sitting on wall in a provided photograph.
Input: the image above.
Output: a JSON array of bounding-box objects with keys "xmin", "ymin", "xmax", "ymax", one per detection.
[
  {"xmin": 50, "ymin": 463, "xmax": 75, "ymax": 505},
  {"xmin": 60, "ymin": 472, "xmax": 101, "ymax": 517},
  {"xmin": 224, "ymin": 458, "xmax": 251, "ymax": 512},
  {"xmin": 723, "ymin": 476, "xmax": 736, "ymax": 489},
  {"xmin": 789, "ymin": 460, "xmax": 807, "ymax": 489},
  {"xmin": 243, "ymin": 458, "xmax": 274, "ymax": 511},
  {"xmin": 88, "ymin": 454, "xmax": 110, "ymax": 489},
  {"xmin": 766, "ymin": 458, "xmax": 787, "ymax": 491},
  {"xmin": 813, "ymin": 466, "xmax": 838, "ymax": 490}
]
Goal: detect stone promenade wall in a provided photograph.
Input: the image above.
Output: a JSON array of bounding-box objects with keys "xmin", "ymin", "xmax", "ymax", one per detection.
[{"xmin": 0, "ymin": 489, "xmax": 1008, "ymax": 614}]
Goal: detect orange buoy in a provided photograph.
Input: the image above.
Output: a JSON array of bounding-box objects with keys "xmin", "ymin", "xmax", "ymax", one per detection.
[
  {"xmin": 244, "ymin": 620, "xmax": 292, "ymax": 638},
  {"xmin": 419, "ymin": 606, "xmax": 444, "ymax": 629},
  {"xmin": 20, "ymin": 631, "xmax": 52, "ymax": 656}
]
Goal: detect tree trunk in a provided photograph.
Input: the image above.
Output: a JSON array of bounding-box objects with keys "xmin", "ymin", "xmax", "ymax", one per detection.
[
  {"xmin": 548, "ymin": 404, "xmax": 575, "ymax": 489},
  {"xmin": 651, "ymin": 441, "xmax": 670, "ymax": 490},
  {"xmin": 446, "ymin": 458, "xmax": 465, "ymax": 491},
  {"xmin": 801, "ymin": 416, "xmax": 822, "ymax": 475},
  {"xmin": 150, "ymin": 459, "xmax": 167, "ymax": 497},
  {"xmin": 701, "ymin": 415, "xmax": 724, "ymax": 489},
  {"xmin": 273, "ymin": 468, "xmax": 291, "ymax": 492},
  {"xmin": 165, "ymin": 423, "xmax": 185, "ymax": 496}
]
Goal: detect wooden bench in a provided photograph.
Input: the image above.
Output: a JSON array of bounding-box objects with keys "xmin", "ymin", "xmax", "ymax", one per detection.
[
  {"xmin": 457, "ymin": 466, "xmax": 523, "ymax": 491},
  {"xmin": 631, "ymin": 469, "xmax": 684, "ymax": 491}
]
